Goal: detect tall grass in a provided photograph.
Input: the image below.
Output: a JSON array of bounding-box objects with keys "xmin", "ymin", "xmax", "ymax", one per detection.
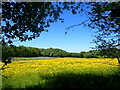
[{"xmin": 1, "ymin": 58, "xmax": 120, "ymax": 89}]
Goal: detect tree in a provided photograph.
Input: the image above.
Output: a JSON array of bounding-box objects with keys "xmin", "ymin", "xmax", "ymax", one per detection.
[
  {"xmin": 89, "ymin": 2, "xmax": 120, "ymax": 63},
  {"xmin": 2, "ymin": 45, "xmax": 13, "ymax": 63},
  {"xmin": 66, "ymin": 2, "xmax": 120, "ymax": 64},
  {"xmin": 98, "ymin": 48, "xmax": 120, "ymax": 63},
  {"xmin": 1, "ymin": 2, "xmax": 82, "ymax": 64},
  {"xmin": 2, "ymin": 2, "xmax": 81, "ymax": 44},
  {"xmin": 1, "ymin": 45, "xmax": 13, "ymax": 69}
]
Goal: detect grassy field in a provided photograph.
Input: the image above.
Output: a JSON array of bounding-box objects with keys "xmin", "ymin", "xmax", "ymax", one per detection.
[{"xmin": 1, "ymin": 58, "xmax": 120, "ymax": 89}]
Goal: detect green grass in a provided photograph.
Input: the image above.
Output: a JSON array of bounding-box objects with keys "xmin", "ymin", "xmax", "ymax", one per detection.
[{"xmin": 1, "ymin": 58, "xmax": 120, "ymax": 89}]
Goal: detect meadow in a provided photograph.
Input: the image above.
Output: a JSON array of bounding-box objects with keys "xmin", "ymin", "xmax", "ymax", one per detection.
[{"xmin": 1, "ymin": 58, "xmax": 120, "ymax": 89}]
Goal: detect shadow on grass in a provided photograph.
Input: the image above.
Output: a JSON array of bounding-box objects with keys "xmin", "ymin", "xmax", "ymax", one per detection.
[{"xmin": 27, "ymin": 73, "xmax": 120, "ymax": 89}]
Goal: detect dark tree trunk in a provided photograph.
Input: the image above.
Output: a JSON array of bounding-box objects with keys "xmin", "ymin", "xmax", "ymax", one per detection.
[{"xmin": 117, "ymin": 56, "xmax": 120, "ymax": 65}]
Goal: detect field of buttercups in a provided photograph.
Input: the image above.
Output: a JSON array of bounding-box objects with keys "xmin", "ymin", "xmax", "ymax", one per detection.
[{"xmin": 1, "ymin": 58, "xmax": 120, "ymax": 89}]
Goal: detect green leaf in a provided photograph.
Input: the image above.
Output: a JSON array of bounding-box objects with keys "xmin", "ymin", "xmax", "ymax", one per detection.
[{"xmin": 72, "ymin": 9, "xmax": 77, "ymax": 14}]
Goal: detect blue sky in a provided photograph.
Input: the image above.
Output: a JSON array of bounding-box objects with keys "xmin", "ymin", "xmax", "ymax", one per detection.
[{"xmin": 13, "ymin": 9, "xmax": 96, "ymax": 53}]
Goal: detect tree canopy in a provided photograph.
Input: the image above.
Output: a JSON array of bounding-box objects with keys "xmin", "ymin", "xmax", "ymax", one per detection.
[
  {"xmin": 2, "ymin": 2, "xmax": 119, "ymax": 49},
  {"xmin": 88, "ymin": 2, "xmax": 120, "ymax": 61},
  {"xmin": 2, "ymin": 2, "xmax": 81, "ymax": 44},
  {"xmin": 65, "ymin": 2, "xmax": 120, "ymax": 61},
  {"xmin": 66, "ymin": 2, "xmax": 120, "ymax": 49},
  {"xmin": 89, "ymin": 2, "xmax": 120, "ymax": 49}
]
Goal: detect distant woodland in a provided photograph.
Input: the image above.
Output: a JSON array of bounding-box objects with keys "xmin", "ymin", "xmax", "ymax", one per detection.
[{"xmin": 2, "ymin": 45, "xmax": 120, "ymax": 58}]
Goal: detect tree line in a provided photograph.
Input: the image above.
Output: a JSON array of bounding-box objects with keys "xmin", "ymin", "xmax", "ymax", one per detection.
[{"xmin": 2, "ymin": 45, "xmax": 120, "ymax": 62}]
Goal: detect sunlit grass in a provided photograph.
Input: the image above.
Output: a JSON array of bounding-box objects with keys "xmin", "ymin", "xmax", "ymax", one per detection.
[{"xmin": 2, "ymin": 58, "xmax": 120, "ymax": 88}]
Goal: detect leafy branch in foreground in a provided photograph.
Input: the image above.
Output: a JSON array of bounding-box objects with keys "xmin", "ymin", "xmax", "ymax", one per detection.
[
  {"xmin": 2, "ymin": 2, "xmax": 81, "ymax": 44},
  {"xmin": 65, "ymin": 2, "xmax": 120, "ymax": 63}
]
